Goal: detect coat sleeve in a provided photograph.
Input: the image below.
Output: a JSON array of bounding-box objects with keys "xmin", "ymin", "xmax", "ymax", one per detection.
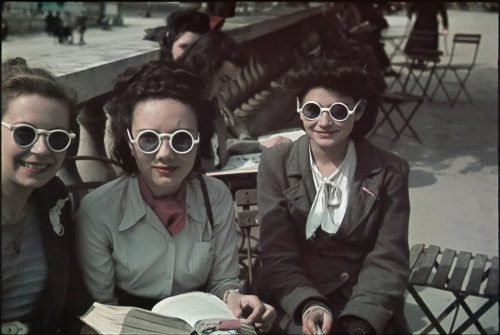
[
  {"xmin": 74, "ymin": 206, "xmax": 118, "ymax": 305},
  {"xmin": 257, "ymin": 150, "xmax": 328, "ymax": 323},
  {"xmin": 340, "ymin": 160, "xmax": 410, "ymax": 334}
]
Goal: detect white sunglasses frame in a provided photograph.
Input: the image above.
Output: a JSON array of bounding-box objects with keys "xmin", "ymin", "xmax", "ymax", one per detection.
[
  {"xmin": 296, "ymin": 98, "xmax": 363, "ymax": 122},
  {"xmin": 127, "ymin": 128, "xmax": 200, "ymax": 155},
  {"xmin": 1, "ymin": 121, "xmax": 76, "ymax": 152}
]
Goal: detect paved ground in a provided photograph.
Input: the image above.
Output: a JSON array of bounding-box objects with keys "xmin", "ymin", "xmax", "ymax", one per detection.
[
  {"xmin": 378, "ymin": 10, "xmax": 498, "ymax": 334},
  {"xmin": 2, "ymin": 7, "xmax": 498, "ymax": 334}
]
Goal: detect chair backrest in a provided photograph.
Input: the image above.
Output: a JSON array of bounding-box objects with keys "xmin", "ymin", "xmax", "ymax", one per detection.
[
  {"xmin": 59, "ymin": 155, "xmax": 123, "ymax": 212},
  {"xmin": 234, "ymin": 188, "xmax": 259, "ymax": 293},
  {"xmin": 447, "ymin": 33, "xmax": 481, "ymax": 67}
]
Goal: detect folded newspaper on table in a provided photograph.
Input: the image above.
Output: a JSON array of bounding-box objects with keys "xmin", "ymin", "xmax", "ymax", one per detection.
[
  {"xmin": 208, "ymin": 128, "xmax": 305, "ymax": 176},
  {"xmin": 80, "ymin": 291, "xmax": 257, "ymax": 335}
]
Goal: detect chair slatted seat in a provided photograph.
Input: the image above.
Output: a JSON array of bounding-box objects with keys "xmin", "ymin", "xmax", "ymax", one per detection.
[
  {"xmin": 431, "ymin": 248, "xmax": 456, "ymax": 288},
  {"xmin": 407, "ymin": 244, "xmax": 498, "ymax": 335}
]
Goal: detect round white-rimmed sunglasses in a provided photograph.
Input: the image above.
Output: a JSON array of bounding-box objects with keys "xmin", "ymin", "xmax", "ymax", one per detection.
[
  {"xmin": 296, "ymin": 98, "xmax": 363, "ymax": 122},
  {"xmin": 1, "ymin": 121, "xmax": 76, "ymax": 152},
  {"xmin": 127, "ymin": 129, "xmax": 199, "ymax": 155}
]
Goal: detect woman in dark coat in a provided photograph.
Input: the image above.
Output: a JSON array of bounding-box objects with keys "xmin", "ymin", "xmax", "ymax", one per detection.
[
  {"xmin": 404, "ymin": 2, "xmax": 449, "ymax": 55},
  {"xmin": 256, "ymin": 52, "xmax": 411, "ymax": 335}
]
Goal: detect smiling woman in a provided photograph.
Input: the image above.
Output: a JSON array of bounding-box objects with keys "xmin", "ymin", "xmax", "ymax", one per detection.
[
  {"xmin": 1, "ymin": 57, "xmax": 91, "ymax": 334},
  {"xmin": 256, "ymin": 52, "xmax": 411, "ymax": 335}
]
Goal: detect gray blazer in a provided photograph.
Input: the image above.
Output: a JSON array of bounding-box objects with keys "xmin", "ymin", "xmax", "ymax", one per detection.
[{"xmin": 256, "ymin": 135, "xmax": 410, "ymax": 334}]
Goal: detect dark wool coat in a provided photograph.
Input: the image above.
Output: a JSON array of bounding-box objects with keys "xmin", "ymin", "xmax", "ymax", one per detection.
[
  {"xmin": 28, "ymin": 177, "xmax": 91, "ymax": 334},
  {"xmin": 256, "ymin": 136, "xmax": 410, "ymax": 334}
]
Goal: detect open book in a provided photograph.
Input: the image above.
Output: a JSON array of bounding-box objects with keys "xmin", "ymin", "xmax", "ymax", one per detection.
[
  {"xmin": 80, "ymin": 291, "xmax": 257, "ymax": 335},
  {"xmin": 207, "ymin": 128, "xmax": 305, "ymax": 176}
]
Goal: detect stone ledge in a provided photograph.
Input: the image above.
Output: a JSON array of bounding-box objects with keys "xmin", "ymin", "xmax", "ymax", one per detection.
[{"xmin": 55, "ymin": 4, "xmax": 329, "ymax": 103}]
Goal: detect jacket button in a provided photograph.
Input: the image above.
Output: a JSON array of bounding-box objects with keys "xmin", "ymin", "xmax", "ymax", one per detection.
[{"xmin": 339, "ymin": 272, "xmax": 350, "ymax": 282}]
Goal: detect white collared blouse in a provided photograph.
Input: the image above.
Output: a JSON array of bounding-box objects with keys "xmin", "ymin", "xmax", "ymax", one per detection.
[
  {"xmin": 306, "ymin": 140, "xmax": 357, "ymax": 238},
  {"xmin": 75, "ymin": 174, "xmax": 240, "ymax": 305}
]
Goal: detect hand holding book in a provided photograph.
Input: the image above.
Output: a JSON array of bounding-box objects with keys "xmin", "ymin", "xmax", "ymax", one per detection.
[
  {"xmin": 80, "ymin": 292, "xmax": 263, "ymax": 335},
  {"xmin": 224, "ymin": 290, "xmax": 276, "ymax": 333}
]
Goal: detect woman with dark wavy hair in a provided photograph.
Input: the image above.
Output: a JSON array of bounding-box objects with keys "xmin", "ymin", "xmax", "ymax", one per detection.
[
  {"xmin": 75, "ymin": 60, "xmax": 276, "ymax": 332},
  {"xmin": 256, "ymin": 53, "xmax": 411, "ymax": 335}
]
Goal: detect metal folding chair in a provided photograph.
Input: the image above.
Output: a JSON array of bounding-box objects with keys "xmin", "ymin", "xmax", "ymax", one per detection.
[
  {"xmin": 388, "ymin": 30, "xmax": 442, "ymax": 99},
  {"xmin": 371, "ymin": 50, "xmax": 439, "ymax": 144},
  {"xmin": 428, "ymin": 33, "xmax": 481, "ymax": 107},
  {"xmin": 235, "ymin": 188, "xmax": 260, "ymax": 294},
  {"xmin": 408, "ymin": 244, "xmax": 499, "ymax": 335}
]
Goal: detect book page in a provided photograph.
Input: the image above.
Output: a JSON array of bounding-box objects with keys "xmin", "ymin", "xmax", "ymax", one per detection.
[
  {"xmin": 207, "ymin": 153, "xmax": 261, "ymax": 176},
  {"xmin": 80, "ymin": 303, "xmax": 192, "ymax": 335},
  {"xmin": 152, "ymin": 292, "xmax": 236, "ymax": 329},
  {"xmin": 257, "ymin": 128, "xmax": 305, "ymax": 142},
  {"xmin": 207, "ymin": 128, "xmax": 305, "ymax": 177}
]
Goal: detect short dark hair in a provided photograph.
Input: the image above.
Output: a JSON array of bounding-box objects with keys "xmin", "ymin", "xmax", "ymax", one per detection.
[
  {"xmin": 284, "ymin": 51, "xmax": 381, "ymax": 139},
  {"xmin": 105, "ymin": 60, "xmax": 215, "ymax": 174},
  {"xmin": 177, "ymin": 30, "xmax": 249, "ymax": 88},
  {"xmin": 2, "ymin": 57, "xmax": 78, "ymax": 132},
  {"xmin": 163, "ymin": 9, "xmax": 210, "ymax": 59}
]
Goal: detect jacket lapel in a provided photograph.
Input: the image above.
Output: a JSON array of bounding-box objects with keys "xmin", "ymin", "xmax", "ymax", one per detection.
[
  {"xmin": 283, "ymin": 138, "xmax": 386, "ymax": 237},
  {"xmin": 283, "ymin": 136, "xmax": 316, "ymax": 221},
  {"xmin": 338, "ymin": 139, "xmax": 384, "ymax": 236}
]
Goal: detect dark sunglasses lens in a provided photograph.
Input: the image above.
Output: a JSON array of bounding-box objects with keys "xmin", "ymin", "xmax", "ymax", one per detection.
[
  {"xmin": 48, "ymin": 131, "xmax": 71, "ymax": 151},
  {"xmin": 302, "ymin": 103, "xmax": 321, "ymax": 119},
  {"xmin": 13, "ymin": 126, "xmax": 36, "ymax": 147},
  {"xmin": 137, "ymin": 131, "xmax": 160, "ymax": 152},
  {"xmin": 171, "ymin": 132, "xmax": 193, "ymax": 153},
  {"xmin": 330, "ymin": 104, "xmax": 349, "ymax": 121}
]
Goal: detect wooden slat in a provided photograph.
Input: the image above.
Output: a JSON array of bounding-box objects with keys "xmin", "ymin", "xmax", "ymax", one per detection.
[
  {"xmin": 448, "ymin": 251, "xmax": 472, "ymax": 292},
  {"xmin": 484, "ymin": 256, "xmax": 499, "ymax": 296},
  {"xmin": 410, "ymin": 243, "xmax": 425, "ymax": 270},
  {"xmin": 465, "ymin": 254, "xmax": 488, "ymax": 295},
  {"xmin": 410, "ymin": 245, "xmax": 440, "ymax": 285},
  {"xmin": 431, "ymin": 248, "xmax": 456, "ymax": 289},
  {"xmin": 235, "ymin": 189, "xmax": 257, "ymax": 206}
]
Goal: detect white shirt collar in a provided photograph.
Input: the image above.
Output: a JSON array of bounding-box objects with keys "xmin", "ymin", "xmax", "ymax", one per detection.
[{"xmin": 305, "ymin": 140, "xmax": 357, "ymax": 239}]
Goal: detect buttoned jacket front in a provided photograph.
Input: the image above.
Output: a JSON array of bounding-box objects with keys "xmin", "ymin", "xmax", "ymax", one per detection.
[
  {"xmin": 257, "ymin": 136, "xmax": 410, "ymax": 334},
  {"xmin": 75, "ymin": 174, "xmax": 240, "ymax": 305}
]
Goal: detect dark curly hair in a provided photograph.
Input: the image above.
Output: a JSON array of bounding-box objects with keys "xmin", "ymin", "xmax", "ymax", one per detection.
[
  {"xmin": 177, "ymin": 30, "xmax": 249, "ymax": 91},
  {"xmin": 2, "ymin": 57, "xmax": 78, "ymax": 133},
  {"xmin": 105, "ymin": 60, "xmax": 215, "ymax": 174},
  {"xmin": 163, "ymin": 9, "xmax": 210, "ymax": 61},
  {"xmin": 284, "ymin": 51, "xmax": 381, "ymax": 139}
]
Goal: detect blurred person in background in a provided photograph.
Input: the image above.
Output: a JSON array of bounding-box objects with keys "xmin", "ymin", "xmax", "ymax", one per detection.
[
  {"xmin": 177, "ymin": 30, "xmax": 291, "ymax": 171},
  {"xmin": 404, "ymin": 2, "xmax": 449, "ymax": 57},
  {"xmin": 144, "ymin": 9, "xmax": 210, "ymax": 61}
]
